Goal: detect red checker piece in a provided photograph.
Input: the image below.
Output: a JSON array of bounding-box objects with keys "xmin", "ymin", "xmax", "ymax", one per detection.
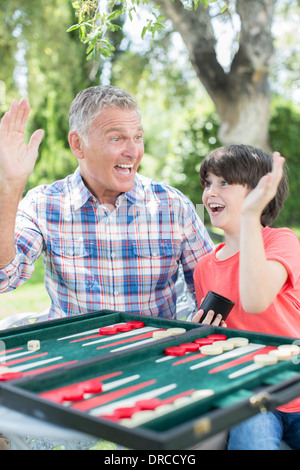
[
  {"xmin": 180, "ymin": 343, "xmax": 200, "ymax": 353},
  {"xmin": 113, "ymin": 406, "xmax": 140, "ymax": 419},
  {"xmin": 126, "ymin": 321, "xmax": 144, "ymax": 329},
  {"xmin": 116, "ymin": 324, "xmax": 132, "ymax": 332},
  {"xmin": 61, "ymin": 387, "xmax": 84, "ymax": 402},
  {"xmin": 135, "ymin": 398, "xmax": 162, "ymax": 410},
  {"xmin": 100, "ymin": 414, "xmax": 119, "ymax": 422},
  {"xmin": 164, "ymin": 346, "xmax": 186, "ymax": 356},
  {"xmin": 99, "ymin": 326, "xmax": 118, "ymax": 335},
  {"xmin": 0, "ymin": 372, "xmax": 23, "ymax": 381},
  {"xmin": 193, "ymin": 338, "xmax": 214, "ymax": 346},
  {"xmin": 207, "ymin": 334, "xmax": 227, "ymax": 341},
  {"xmin": 80, "ymin": 380, "xmax": 103, "ymax": 394}
]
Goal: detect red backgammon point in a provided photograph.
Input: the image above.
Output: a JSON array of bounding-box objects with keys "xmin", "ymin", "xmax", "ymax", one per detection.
[
  {"xmin": 100, "ymin": 414, "xmax": 119, "ymax": 422},
  {"xmin": 0, "ymin": 372, "xmax": 23, "ymax": 381},
  {"xmin": 80, "ymin": 380, "xmax": 103, "ymax": 394},
  {"xmin": 164, "ymin": 346, "xmax": 186, "ymax": 356},
  {"xmin": 41, "ymin": 391, "xmax": 64, "ymax": 403}
]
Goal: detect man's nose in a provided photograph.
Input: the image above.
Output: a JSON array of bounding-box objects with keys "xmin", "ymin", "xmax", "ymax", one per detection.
[{"xmin": 123, "ymin": 138, "xmax": 140, "ymax": 157}]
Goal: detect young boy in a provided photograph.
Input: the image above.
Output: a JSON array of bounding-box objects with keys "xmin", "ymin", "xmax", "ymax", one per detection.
[{"xmin": 192, "ymin": 144, "xmax": 300, "ymax": 450}]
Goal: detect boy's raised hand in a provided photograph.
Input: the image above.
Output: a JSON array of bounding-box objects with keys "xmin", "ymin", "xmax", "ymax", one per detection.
[
  {"xmin": 0, "ymin": 98, "xmax": 44, "ymax": 185},
  {"xmin": 241, "ymin": 151, "xmax": 285, "ymax": 219}
]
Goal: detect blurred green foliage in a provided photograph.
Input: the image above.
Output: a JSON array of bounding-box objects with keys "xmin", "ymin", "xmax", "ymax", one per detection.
[
  {"xmin": 0, "ymin": 0, "xmax": 299, "ymax": 229},
  {"xmin": 269, "ymin": 99, "xmax": 300, "ymax": 227}
]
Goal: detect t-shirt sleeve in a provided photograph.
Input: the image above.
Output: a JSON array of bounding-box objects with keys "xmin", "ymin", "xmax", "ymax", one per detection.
[{"xmin": 264, "ymin": 228, "xmax": 300, "ymax": 289}]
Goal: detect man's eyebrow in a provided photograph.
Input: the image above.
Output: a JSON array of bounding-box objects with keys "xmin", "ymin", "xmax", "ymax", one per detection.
[{"xmin": 105, "ymin": 126, "xmax": 144, "ymax": 134}]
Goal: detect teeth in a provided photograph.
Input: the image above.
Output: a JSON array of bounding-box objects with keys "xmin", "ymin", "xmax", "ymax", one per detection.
[
  {"xmin": 209, "ymin": 203, "xmax": 224, "ymax": 208},
  {"xmin": 116, "ymin": 164, "xmax": 133, "ymax": 168}
]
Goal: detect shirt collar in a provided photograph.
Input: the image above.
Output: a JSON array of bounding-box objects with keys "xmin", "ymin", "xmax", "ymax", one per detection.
[
  {"xmin": 71, "ymin": 168, "xmax": 147, "ymax": 210},
  {"xmin": 123, "ymin": 173, "xmax": 146, "ymax": 207},
  {"xmin": 71, "ymin": 167, "xmax": 93, "ymax": 210}
]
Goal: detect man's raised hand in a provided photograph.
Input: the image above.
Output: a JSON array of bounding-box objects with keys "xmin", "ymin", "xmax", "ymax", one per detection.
[{"xmin": 0, "ymin": 98, "xmax": 44, "ymax": 184}]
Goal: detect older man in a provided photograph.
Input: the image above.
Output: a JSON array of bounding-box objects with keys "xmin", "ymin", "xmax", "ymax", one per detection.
[{"xmin": 0, "ymin": 85, "xmax": 213, "ymax": 321}]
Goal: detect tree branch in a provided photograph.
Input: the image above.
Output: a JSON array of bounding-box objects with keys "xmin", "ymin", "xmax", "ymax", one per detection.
[
  {"xmin": 227, "ymin": 0, "xmax": 275, "ymax": 98},
  {"xmin": 151, "ymin": 0, "xmax": 230, "ymax": 102}
]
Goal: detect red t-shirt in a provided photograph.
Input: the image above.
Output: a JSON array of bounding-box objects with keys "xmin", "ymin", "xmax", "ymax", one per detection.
[{"xmin": 193, "ymin": 226, "xmax": 300, "ymax": 412}]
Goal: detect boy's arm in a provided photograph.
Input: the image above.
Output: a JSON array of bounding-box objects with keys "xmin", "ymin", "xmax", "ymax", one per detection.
[
  {"xmin": 0, "ymin": 98, "xmax": 43, "ymax": 269},
  {"xmin": 239, "ymin": 152, "xmax": 288, "ymax": 313}
]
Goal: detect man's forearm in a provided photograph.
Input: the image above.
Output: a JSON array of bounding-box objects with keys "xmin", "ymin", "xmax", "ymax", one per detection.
[
  {"xmin": 0, "ymin": 98, "xmax": 44, "ymax": 269},
  {"xmin": 0, "ymin": 181, "xmax": 25, "ymax": 269}
]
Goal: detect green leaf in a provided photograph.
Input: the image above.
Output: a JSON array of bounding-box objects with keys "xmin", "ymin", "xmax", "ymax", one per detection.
[
  {"xmin": 108, "ymin": 24, "xmax": 122, "ymax": 32},
  {"xmin": 86, "ymin": 43, "xmax": 95, "ymax": 54},
  {"xmin": 141, "ymin": 26, "xmax": 147, "ymax": 39},
  {"xmin": 220, "ymin": 5, "xmax": 229, "ymax": 13},
  {"xmin": 67, "ymin": 24, "xmax": 80, "ymax": 32},
  {"xmin": 107, "ymin": 10, "xmax": 122, "ymax": 21}
]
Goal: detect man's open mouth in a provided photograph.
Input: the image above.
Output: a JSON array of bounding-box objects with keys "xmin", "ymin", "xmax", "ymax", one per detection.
[{"xmin": 114, "ymin": 164, "xmax": 134, "ymax": 175}]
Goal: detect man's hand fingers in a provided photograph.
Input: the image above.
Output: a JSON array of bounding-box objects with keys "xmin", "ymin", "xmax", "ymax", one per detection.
[{"xmin": 28, "ymin": 129, "xmax": 44, "ymax": 158}]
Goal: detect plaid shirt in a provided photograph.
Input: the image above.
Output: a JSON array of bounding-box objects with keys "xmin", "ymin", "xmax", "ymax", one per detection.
[{"xmin": 0, "ymin": 168, "xmax": 213, "ymax": 319}]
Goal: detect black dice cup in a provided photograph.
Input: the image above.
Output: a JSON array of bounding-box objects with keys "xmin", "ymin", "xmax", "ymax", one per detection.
[{"xmin": 198, "ymin": 291, "xmax": 234, "ymax": 323}]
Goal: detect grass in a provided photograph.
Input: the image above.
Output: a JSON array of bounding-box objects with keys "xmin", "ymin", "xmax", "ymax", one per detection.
[
  {"xmin": 1, "ymin": 225, "xmax": 299, "ymax": 321},
  {"xmin": 0, "ymin": 257, "xmax": 50, "ymax": 320},
  {"xmin": 291, "ymin": 226, "xmax": 300, "ymax": 239}
]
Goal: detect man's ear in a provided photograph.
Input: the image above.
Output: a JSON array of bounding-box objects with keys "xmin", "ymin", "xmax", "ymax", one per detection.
[{"xmin": 68, "ymin": 131, "xmax": 85, "ymax": 160}]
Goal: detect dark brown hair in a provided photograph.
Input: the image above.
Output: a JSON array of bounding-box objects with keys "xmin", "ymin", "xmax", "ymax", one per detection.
[{"xmin": 200, "ymin": 144, "xmax": 289, "ymax": 226}]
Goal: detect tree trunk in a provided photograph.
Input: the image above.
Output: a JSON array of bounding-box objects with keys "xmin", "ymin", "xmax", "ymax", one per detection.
[{"xmin": 153, "ymin": 0, "xmax": 275, "ymax": 150}]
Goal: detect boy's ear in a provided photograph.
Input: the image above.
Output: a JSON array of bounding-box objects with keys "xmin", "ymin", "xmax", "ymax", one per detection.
[{"xmin": 68, "ymin": 131, "xmax": 84, "ymax": 160}]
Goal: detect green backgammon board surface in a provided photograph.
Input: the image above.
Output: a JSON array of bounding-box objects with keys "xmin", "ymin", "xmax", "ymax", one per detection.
[
  {"xmin": 1, "ymin": 322, "xmax": 300, "ymax": 449},
  {"xmin": 0, "ymin": 310, "xmax": 202, "ymax": 378}
]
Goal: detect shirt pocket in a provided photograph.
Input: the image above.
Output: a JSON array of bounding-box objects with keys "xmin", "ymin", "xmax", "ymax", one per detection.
[
  {"xmin": 49, "ymin": 239, "xmax": 96, "ymax": 291},
  {"xmin": 133, "ymin": 240, "xmax": 175, "ymax": 259},
  {"xmin": 132, "ymin": 240, "xmax": 181, "ymax": 291}
]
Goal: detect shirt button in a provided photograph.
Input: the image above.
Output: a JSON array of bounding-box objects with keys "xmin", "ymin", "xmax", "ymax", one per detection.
[
  {"xmin": 111, "ymin": 252, "xmax": 116, "ymax": 258},
  {"xmin": 114, "ymin": 291, "xmax": 119, "ymax": 296},
  {"xmin": 152, "ymin": 252, "xmax": 158, "ymax": 257}
]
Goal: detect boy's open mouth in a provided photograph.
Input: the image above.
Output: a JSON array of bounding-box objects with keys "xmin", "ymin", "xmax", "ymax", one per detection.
[{"xmin": 209, "ymin": 203, "xmax": 225, "ymax": 214}]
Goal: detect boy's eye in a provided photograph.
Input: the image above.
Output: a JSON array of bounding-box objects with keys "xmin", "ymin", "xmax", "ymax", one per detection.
[{"xmin": 221, "ymin": 180, "xmax": 229, "ymax": 186}]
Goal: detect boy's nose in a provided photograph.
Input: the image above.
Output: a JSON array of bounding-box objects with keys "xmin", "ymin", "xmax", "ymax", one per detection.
[{"xmin": 207, "ymin": 184, "xmax": 219, "ymax": 196}]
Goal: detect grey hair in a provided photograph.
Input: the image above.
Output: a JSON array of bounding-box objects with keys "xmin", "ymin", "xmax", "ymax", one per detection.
[{"xmin": 69, "ymin": 85, "xmax": 140, "ymax": 144}]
